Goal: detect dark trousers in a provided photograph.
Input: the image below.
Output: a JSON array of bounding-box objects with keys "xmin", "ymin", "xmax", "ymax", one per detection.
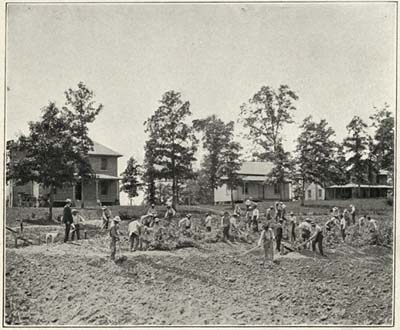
[
  {"xmin": 223, "ymin": 225, "xmax": 230, "ymax": 240},
  {"xmin": 276, "ymin": 234, "xmax": 282, "ymax": 251},
  {"xmin": 206, "ymin": 227, "xmax": 211, "ymax": 232},
  {"xmin": 312, "ymin": 232, "xmax": 324, "ymax": 256},
  {"xmin": 110, "ymin": 237, "xmax": 117, "ymax": 260},
  {"xmin": 291, "ymin": 226, "xmax": 296, "ymax": 242},
  {"xmin": 64, "ymin": 222, "xmax": 71, "ymax": 242},
  {"xmin": 341, "ymin": 227, "xmax": 346, "ymax": 241},
  {"xmin": 252, "ymin": 217, "xmax": 258, "ymax": 232},
  {"xmin": 71, "ymin": 224, "xmax": 80, "ymax": 241},
  {"xmin": 129, "ymin": 233, "xmax": 140, "ymax": 251},
  {"xmin": 352, "ymin": 214, "xmax": 356, "ymax": 225}
]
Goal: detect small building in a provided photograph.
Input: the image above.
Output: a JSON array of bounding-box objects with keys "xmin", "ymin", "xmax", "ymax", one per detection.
[
  {"xmin": 304, "ymin": 182, "xmax": 325, "ymax": 201},
  {"xmin": 325, "ymin": 170, "xmax": 392, "ymax": 199},
  {"xmin": 214, "ymin": 161, "xmax": 291, "ymax": 204},
  {"xmin": 325, "ymin": 183, "xmax": 392, "ymax": 199},
  {"xmin": 8, "ymin": 141, "xmax": 122, "ymax": 207}
]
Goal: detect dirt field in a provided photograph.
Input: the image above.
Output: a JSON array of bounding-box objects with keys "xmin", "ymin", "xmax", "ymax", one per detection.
[{"xmin": 4, "ymin": 203, "xmax": 393, "ymax": 326}]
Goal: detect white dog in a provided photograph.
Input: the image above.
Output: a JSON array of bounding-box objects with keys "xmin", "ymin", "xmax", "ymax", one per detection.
[{"xmin": 45, "ymin": 232, "xmax": 59, "ymax": 244}]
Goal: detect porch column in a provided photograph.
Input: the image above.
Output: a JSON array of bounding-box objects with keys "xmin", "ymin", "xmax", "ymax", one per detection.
[
  {"xmin": 95, "ymin": 179, "xmax": 99, "ymax": 203},
  {"xmin": 72, "ymin": 183, "xmax": 76, "ymax": 205}
]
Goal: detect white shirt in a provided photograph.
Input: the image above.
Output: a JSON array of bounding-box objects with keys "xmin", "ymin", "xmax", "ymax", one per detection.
[
  {"xmin": 369, "ymin": 219, "xmax": 378, "ymax": 231},
  {"xmin": 179, "ymin": 218, "xmax": 191, "ymax": 228},
  {"xmin": 340, "ymin": 217, "xmax": 346, "ymax": 229},
  {"xmin": 128, "ymin": 220, "xmax": 142, "ymax": 236},
  {"xmin": 72, "ymin": 214, "xmax": 85, "ymax": 225},
  {"xmin": 205, "ymin": 215, "xmax": 212, "ymax": 227},
  {"xmin": 252, "ymin": 208, "xmax": 259, "ymax": 219}
]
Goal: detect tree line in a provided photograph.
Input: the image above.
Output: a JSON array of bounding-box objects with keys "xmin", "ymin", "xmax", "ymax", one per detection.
[
  {"xmin": 7, "ymin": 82, "xmax": 394, "ymax": 214},
  {"xmin": 124, "ymin": 87, "xmax": 393, "ymax": 207}
]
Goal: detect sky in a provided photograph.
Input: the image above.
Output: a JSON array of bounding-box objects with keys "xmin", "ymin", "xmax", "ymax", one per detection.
[{"xmin": 6, "ymin": 3, "xmax": 396, "ymax": 205}]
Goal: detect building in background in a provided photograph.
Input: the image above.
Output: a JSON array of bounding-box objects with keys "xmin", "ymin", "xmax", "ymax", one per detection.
[
  {"xmin": 8, "ymin": 141, "xmax": 122, "ymax": 207},
  {"xmin": 325, "ymin": 170, "xmax": 392, "ymax": 199},
  {"xmin": 214, "ymin": 161, "xmax": 291, "ymax": 204},
  {"xmin": 304, "ymin": 182, "xmax": 325, "ymax": 201}
]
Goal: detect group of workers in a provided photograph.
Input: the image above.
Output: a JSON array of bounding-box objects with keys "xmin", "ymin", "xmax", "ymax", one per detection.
[{"xmin": 61, "ymin": 197, "xmax": 381, "ymax": 263}]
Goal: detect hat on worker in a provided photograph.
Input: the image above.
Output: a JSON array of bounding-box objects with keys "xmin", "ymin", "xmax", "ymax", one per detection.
[
  {"xmin": 290, "ymin": 211, "xmax": 294, "ymax": 215},
  {"xmin": 187, "ymin": 213, "xmax": 192, "ymax": 218},
  {"xmin": 72, "ymin": 209, "xmax": 78, "ymax": 214},
  {"xmin": 102, "ymin": 206, "xmax": 107, "ymax": 210},
  {"xmin": 65, "ymin": 198, "xmax": 72, "ymax": 203},
  {"xmin": 305, "ymin": 218, "xmax": 312, "ymax": 222},
  {"xmin": 113, "ymin": 216, "xmax": 121, "ymax": 222}
]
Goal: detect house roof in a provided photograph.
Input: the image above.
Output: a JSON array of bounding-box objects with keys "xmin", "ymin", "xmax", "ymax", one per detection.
[
  {"xmin": 89, "ymin": 141, "xmax": 122, "ymax": 157},
  {"xmin": 327, "ymin": 183, "xmax": 392, "ymax": 189},
  {"xmin": 238, "ymin": 161, "xmax": 274, "ymax": 175},
  {"xmin": 94, "ymin": 174, "xmax": 122, "ymax": 180}
]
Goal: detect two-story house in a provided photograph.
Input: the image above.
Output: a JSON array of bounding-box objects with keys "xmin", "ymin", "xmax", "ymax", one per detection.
[{"xmin": 8, "ymin": 141, "xmax": 122, "ymax": 207}]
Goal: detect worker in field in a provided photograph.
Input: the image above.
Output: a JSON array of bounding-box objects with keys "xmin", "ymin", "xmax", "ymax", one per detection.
[
  {"xmin": 63, "ymin": 199, "xmax": 73, "ymax": 243},
  {"xmin": 252, "ymin": 203, "xmax": 260, "ymax": 232},
  {"xmin": 258, "ymin": 223, "xmax": 276, "ymax": 266},
  {"xmin": 332, "ymin": 207, "xmax": 340, "ymax": 220},
  {"xmin": 340, "ymin": 213, "xmax": 347, "ymax": 242},
  {"xmin": 280, "ymin": 202, "xmax": 287, "ymax": 220},
  {"xmin": 343, "ymin": 208, "xmax": 351, "ymax": 226},
  {"xmin": 266, "ymin": 206, "xmax": 273, "ymax": 221},
  {"xmin": 234, "ymin": 203, "xmax": 242, "ymax": 217},
  {"xmin": 358, "ymin": 214, "xmax": 367, "ymax": 228},
  {"xmin": 71, "ymin": 209, "xmax": 85, "ymax": 241},
  {"xmin": 128, "ymin": 218, "xmax": 143, "ymax": 252},
  {"xmin": 101, "ymin": 206, "xmax": 112, "ymax": 230},
  {"xmin": 288, "ymin": 211, "xmax": 298, "ymax": 243},
  {"xmin": 275, "ymin": 219, "xmax": 283, "ymax": 254},
  {"xmin": 310, "ymin": 222, "xmax": 325, "ymax": 256},
  {"xmin": 221, "ymin": 211, "xmax": 231, "ymax": 241},
  {"xmin": 324, "ymin": 216, "xmax": 337, "ymax": 233},
  {"xmin": 147, "ymin": 203, "xmax": 157, "ymax": 217},
  {"xmin": 275, "ymin": 201, "xmax": 281, "ymax": 220},
  {"xmin": 179, "ymin": 214, "xmax": 192, "ymax": 231},
  {"xmin": 298, "ymin": 218, "xmax": 312, "ymax": 250},
  {"xmin": 204, "ymin": 213, "xmax": 212, "ymax": 232},
  {"xmin": 164, "ymin": 204, "xmax": 176, "ymax": 225},
  {"xmin": 110, "ymin": 216, "xmax": 121, "ymax": 261},
  {"xmin": 350, "ymin": 204, "xmax": 356, "ymax": 225},
  {"xmin": 367, "ymin": 216, "xmax": 379, "ymax": 245}
]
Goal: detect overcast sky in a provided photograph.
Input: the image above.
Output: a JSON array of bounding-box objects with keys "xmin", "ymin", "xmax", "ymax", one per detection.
[{"xmin": 6, "ymin": 3, "xmax": 396, "ymax": 204}]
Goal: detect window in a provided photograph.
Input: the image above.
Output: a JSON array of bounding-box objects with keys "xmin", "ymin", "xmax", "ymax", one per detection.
[
  {"xmin": 308, "ymin": 190, "xmax": 312, "ymax": 199},
  {"xmin": 318, "ymin": 189, "xmax": 322, "ymax": 198},
  {"xmin": 274, "ymin": 184, "xmax": 280, "ymax": 195},
  {"xmin": 100, "ymin": 158, "xmax": 108, "ymax": 170},
  {"xmin": 100, "ymin": 181, "xmax": 109, "ymax": 195}
]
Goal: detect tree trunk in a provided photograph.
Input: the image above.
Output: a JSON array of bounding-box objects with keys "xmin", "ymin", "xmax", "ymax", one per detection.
[
  {"xmin": 301, "ymin": 180, "xmax": 305, "ymax": 206},
  {"xmin": 172, "ymin": 157, "xmax": 177, "ymax": 207},
  {"xmin": 231, "ymin": 187, "xmax": 234, "ymax": 210},
  {"xmin": 129, "ymin": 198, "xmax": 132, "ymax": 206},
  {"xmin": 48, "ymin": 185, "xmax": 54, "ymax": 221}
]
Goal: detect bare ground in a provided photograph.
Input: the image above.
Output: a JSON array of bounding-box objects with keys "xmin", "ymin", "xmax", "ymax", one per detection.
[{"xmin": 5, "ymin": 235, "xmax": 392, "ymax": 326}]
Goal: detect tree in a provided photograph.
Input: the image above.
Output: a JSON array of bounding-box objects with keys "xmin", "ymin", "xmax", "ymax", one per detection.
[
  {"xmin": 7, "ymin": 103, "xmax": 77, "ymax": 219},
  {"xmin": 370, "ymin": 103, "xmax": 394, "ymax": 175},
  {"xmin": 239, "ymin": 85, "xmax": 298, "ymax": 199},
  {"xmin": 239, "ymin": 85, "xmax": 298, "ymax": 160},
  {"xmin": 144, "ymin": 91, "xmax": 198, "ymax": 206},
  {"xmin": 120, "ymin": 157, "xmax": 142, "ymax": 206},
  {"xmin": 193, "ymin": 115, "xmax": 236, "ymax": 203},
  {"xmin": 142, "ymin": 139, "xmax": 158, "ymax": 204},
  {"xmin": 343, "ymin": 116, "xmax": 369, "ymax": 197},
  {"xmin": 216, "ymin": 141, "xmax": 242, "ymax": 209},
  {"xmin": 294, "ymin": 116, "xmax": 338, "ymax": 205},
  {"xmin": 63, "ymin": 82, "xmax": 103, "ymax": 202}
]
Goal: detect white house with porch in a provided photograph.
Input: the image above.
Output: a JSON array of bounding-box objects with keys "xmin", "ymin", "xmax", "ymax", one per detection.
[{"xmin": 214, "ymin": 161, "xmax": 291, "ymax": 204}]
